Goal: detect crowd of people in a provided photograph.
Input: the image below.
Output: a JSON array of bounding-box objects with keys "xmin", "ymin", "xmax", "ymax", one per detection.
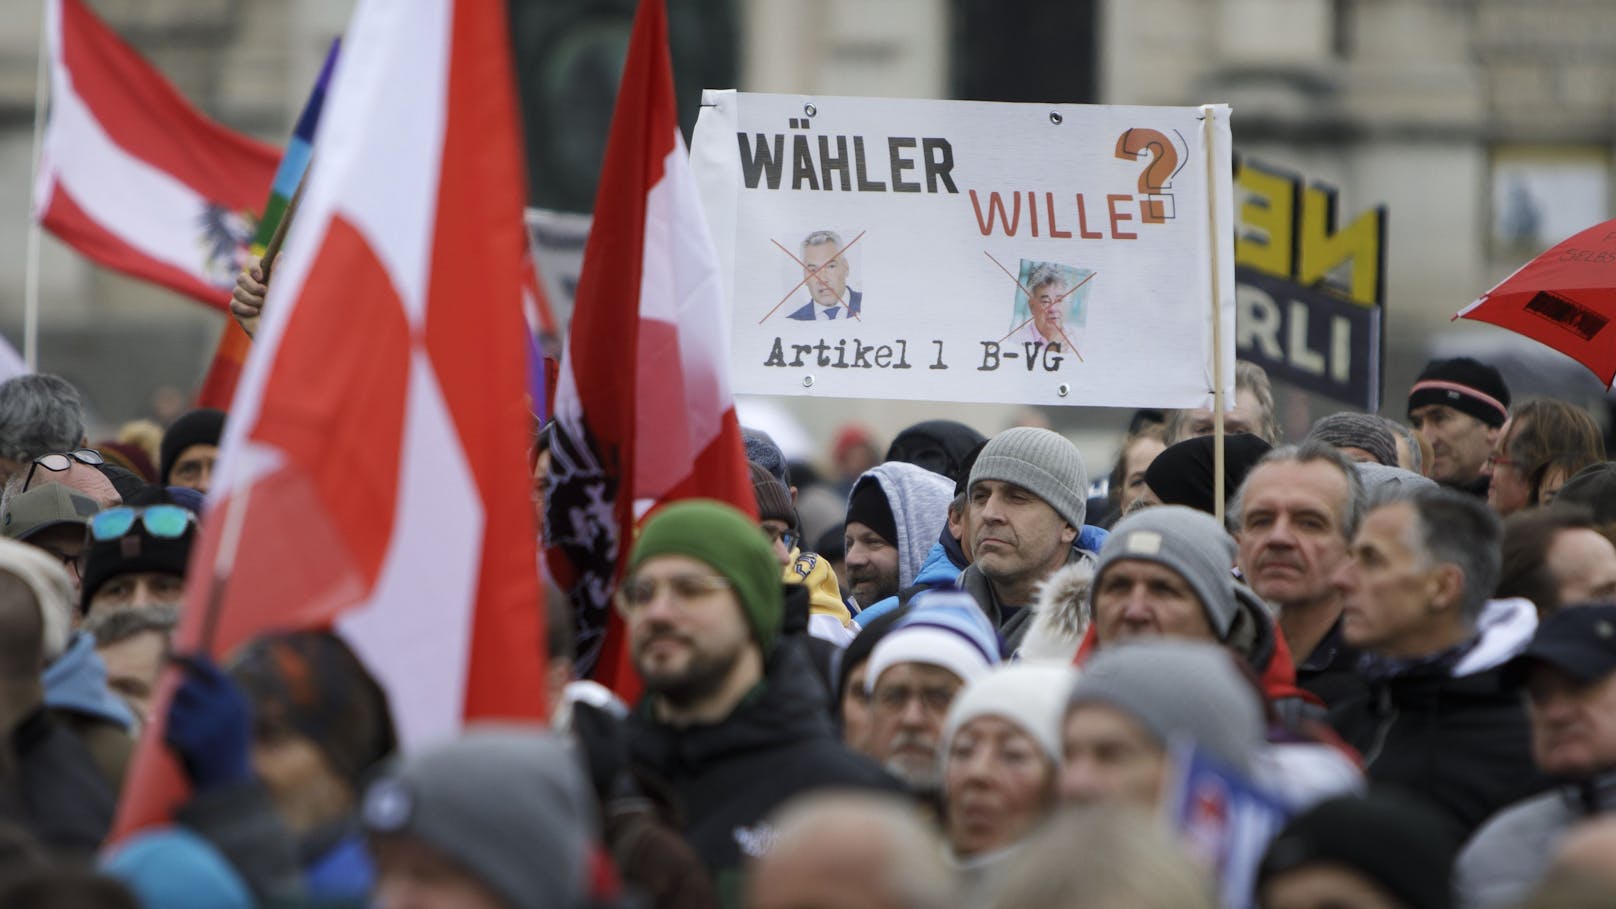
[{"xmin": 1, "ymin": 353, "xmax": 1616, "ymax": 909}]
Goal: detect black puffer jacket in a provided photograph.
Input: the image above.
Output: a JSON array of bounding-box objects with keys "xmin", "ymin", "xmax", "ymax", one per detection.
[
  {"xmin": 1328, "ymin": 600, "xmax": 1553, "ymax": 846},
  {"xmin": 627, "ymin": 638, "xmax": 899, "ymax": 908}
]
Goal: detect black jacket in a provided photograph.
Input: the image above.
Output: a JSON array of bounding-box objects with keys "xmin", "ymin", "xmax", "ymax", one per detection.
[
  {"xmin": 12, "ymin": 706, "xmax": 115, "ymax": 855},
  {"xmin": 627, "ymin": 638, "xmax": 898, "ymax": 907},
  {"xmin": 1329, "ymin": 659, "xmax": 1551, "ymax": 846},
  {"xmin": 1296, "ymin": 619, "xmax": 1368, "ymax": 711}
]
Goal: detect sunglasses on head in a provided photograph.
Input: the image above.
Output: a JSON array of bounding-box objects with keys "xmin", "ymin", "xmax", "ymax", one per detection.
[
  {"xmin": 23, "ymin": 448, "xmax": 105, "ymax": 491},
  {"xmin": 89, "ymin": 505, "xmax": 196, "ymax": 543}
]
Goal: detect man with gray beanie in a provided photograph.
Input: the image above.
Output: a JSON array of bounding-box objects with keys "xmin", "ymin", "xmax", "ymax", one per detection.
[
  {"xmin": 363, "ymin": 727, "xmax": 597, "ymax": 909},
  {"xmin": 1061, "ymin": 639, "xmax": 1266, "ymax": 808},
  {"xmin": 960, "ymin": 427, "xmax": 1097, "ymax": 649},
  {"xmin": 1077, "ymin": 505, "xmax": 1321, "ymax": 719}
]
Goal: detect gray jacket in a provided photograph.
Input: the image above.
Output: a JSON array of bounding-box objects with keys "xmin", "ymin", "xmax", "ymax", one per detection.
[{"xmin": 1456, "ymin": 772, "xmax": 1616, "ymax": 909}]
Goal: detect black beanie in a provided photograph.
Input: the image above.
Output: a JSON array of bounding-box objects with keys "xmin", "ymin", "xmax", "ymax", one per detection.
[
  {"xmin": 1144, "ymin": 433, "xmax": 1272, "ymax": 516},
  {"xmin": 1258, "ymin": 793, "xmax": 1456, "ymax": 909},
  {"xmin": 884, "ymin": 420, "xmax": 988, "ymax": 487},
  {"xmin": 1407, "ymin": 357, "xmax": 1510, "ymax": 428},
  {"xmin": 79, "ymin": 518, "xmax": 195, "ymax": 614},
  {"xmin": 846, "ymin": 476, "xmax": 897, "ymax": 546},
  {"xmin": 160, "ymin": 408, "xmax": 227, "ymax": 485}
]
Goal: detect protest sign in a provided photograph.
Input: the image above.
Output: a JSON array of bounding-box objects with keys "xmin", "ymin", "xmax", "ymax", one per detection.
[
  {"xmin": 525, "ymin": 206, "xmax": 590, "ymax": 328},
  {"xmin": 1233, "ymin": 157, "xmax": 1386, "ymax": 410},
  {"xmin": 690, "ymin": 91, "xmax": 1236, "ymax": 409}
]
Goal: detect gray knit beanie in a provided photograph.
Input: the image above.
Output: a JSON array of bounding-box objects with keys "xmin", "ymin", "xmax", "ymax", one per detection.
[
  {"xmin": 1305, "ymin": 413, "xmax": 1398, "ymax": 468},
  {"xmin": 1067, "ymin": 639, "xmax": 1264, "ymax": 773},
  {"xmin": 1093, "ymin": 505, "xmax": 1239, "ymax": 638},
  {"xmin": 362, "ymin": 726, "xmax": 595, "ymax": 909},
  {"xmin": 1354, "ymin": 461, "xmax": 1437, "ymax": 504},
  {"xmin": 968, "ymin": 427, "xmax": 1088, "ymax": 529}
]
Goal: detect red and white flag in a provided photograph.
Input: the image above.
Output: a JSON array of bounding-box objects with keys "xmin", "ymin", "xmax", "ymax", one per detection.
[
  {"xmin": 34, "ymin": 0, "xmax": 279, "ymax": 308},
  {"xmin": 547, "ymin": 0, "xmax": 755, "ymax": 697},
  {"xmin": 114, "ymin": 0, "xmax": 545, "ymax": 835}
]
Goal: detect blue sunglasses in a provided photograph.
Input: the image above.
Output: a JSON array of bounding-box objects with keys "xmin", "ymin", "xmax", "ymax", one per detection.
[{"xmin": 89, "ymin": 505, "xmax": 196, "ymax": 542}]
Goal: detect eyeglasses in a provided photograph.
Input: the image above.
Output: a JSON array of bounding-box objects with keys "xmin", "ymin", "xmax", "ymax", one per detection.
[
  {"xmin": 89, "ymin": 505, "xmax": 197, "ymax": 543},
  {"xmin": 22, "ymin": 448, "xmax": 105, "ymax": 491},
  {"xmin": 871, "ymin": 683, "xmax": 959, "ymax": 717},
  {"xmin": 762, "ymin": 525, "xmax": 799, "ymax": 552},
  {"xmin": 35, "ymin": 545, "xmax": 82, "ymax": 578},
  {"xmin": 1485, "ymin": 454, "xmax": 1519, "ymax": 471},
  {"xmin": 614, "ymin": 573, "xmax": 732, "ymax": 615}
]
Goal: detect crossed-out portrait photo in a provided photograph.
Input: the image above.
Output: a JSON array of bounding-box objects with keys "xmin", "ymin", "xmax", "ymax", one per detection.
[
  {"xmin": 1007, "ymin": 259, "xmax": 1092, "ymax": 350},
  {"xmin": 784, "ymin": 228, "xmax": 864, "ymax": 322}
]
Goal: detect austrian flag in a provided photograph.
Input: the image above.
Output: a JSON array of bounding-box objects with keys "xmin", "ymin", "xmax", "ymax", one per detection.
[
  {"xmin": 548, "ymin": 0, "xmax": 755, "ymax": 693},
  {"xmin": 114, "ymin": 0, "xmax": 545, "ymax": 836},
  {"xmin": 34, "ymin": 0, "xmax": 279, "ymax": 308}
]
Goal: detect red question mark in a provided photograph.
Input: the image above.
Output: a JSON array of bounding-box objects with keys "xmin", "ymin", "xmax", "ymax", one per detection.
[{"xmin": 1115, "ymin": 128, "xmax": 1179, "ymax": 224}]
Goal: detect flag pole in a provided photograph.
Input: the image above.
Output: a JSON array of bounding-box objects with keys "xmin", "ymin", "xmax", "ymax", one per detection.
[
  {"xmin": 23, "ymin": 6, "xmax": 51, "ymax": 371},
  {"xmin": 233, "ymin": 164, "xmax": 309, "ymax": 341},
  {"xmin": 1202, "ymin": 105, "xmax": 1226, "ymax": 524},
  {"xmin": 258, "ymin": 164, "xmax": 309, "ymax": 284}
]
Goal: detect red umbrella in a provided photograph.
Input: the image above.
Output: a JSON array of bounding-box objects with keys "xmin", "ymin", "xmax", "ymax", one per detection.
[{"xmin": 1456, "ymin": 218, "xmax": 1616, "ymax": 386}]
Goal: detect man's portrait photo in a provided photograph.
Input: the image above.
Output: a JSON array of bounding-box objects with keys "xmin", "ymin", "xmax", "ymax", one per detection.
[
  {"xmin": 787, "ymin": 229, "xmax": 863, "ymax": 321},
  {"xmin": 1007, "ymin": 259, "xmax": 1092, "ymax": 349}
]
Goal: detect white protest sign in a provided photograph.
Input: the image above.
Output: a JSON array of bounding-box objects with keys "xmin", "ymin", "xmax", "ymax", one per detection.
[{"xmin": 690, "ymin": 91, "xmax": 1237, "ymax": 409}]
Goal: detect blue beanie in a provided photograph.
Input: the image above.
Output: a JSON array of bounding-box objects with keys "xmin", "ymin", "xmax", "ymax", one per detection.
[{"xmin": 103, "ymin": 827, "xmax": 254, "ymax": 909}]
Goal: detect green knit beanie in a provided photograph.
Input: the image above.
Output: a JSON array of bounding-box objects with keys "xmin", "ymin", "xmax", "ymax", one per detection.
[{"xmin": 628, "ymin": 499, "xmax": 782, "ymax": 655}]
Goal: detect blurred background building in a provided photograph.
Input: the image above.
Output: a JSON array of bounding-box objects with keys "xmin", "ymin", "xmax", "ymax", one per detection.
[{"xmin": 0, "ymin": 0, "xmax": 1611, "ymax": 464}]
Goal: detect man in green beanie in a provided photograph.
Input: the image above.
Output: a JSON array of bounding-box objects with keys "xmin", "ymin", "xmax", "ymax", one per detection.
[{"xmin": 622, "ymin": 499, "xmax": 896, "ymax": 909}]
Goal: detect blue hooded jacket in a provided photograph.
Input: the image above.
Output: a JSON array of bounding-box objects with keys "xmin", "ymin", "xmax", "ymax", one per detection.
[{"xmin": 44, "ymin": 631, "xmax": 135, "ymax": 730}]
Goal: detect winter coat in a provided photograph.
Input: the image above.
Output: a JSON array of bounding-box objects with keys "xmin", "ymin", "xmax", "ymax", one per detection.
[
  {"xmin": 1327, "ymin": 598, "xmax": 1552, "ymax": 846},
  {"xmin": 1018, "ymin": 561, "xmax": 1092, "ymax": 663},
  {"xmin": 1456, "ymin": 772, "xmax": 1616, "ymax": 909},
  {"xmin": 626, "ymin": 637, "xmax": 900, "ymax": 908},
  {"xmin": 12, "ymin": 705, "xmax": 116, "ymax": 855},
  {"xmin": 1294, "ymin": 618, "xmax": 1367, "ymax": 711},
  {"xmin": 784, "ymin": 549, "xmax": 855, "ymax": 646}
]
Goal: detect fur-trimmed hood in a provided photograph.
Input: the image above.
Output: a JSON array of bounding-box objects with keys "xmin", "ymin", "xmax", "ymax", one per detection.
[{"xmin": 1016, "ymin": 561, "xmax": 1093, "ymax": 663}]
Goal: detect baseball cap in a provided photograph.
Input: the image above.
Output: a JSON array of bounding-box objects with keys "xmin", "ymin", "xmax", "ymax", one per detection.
[
  {"xmin": 1505, "ymin": 603, "xmax": 1616, "ymax": 687},
  {"xmin": 2, "ymin": 483, "xmax": 100, "ymax": 541}
]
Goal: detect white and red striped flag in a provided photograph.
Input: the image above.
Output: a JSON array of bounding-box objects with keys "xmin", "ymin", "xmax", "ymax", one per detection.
[
  {"xmin": 34, "ymin": 0, "xmax": 279, "ymax": 308},
  {"xmin": 113, "ymin": 0, "xmax": 545, "ymax": 836},
  {"xmin": 547, "ymin": 0, "xmax": 755, "ymax": 698}
]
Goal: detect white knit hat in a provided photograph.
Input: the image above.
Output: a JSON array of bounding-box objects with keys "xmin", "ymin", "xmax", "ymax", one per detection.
[
  {"xmin": 941, "ymin": 663, "xmax": 1075, "ymax": 765},
  {"xmin": 865, "ymin": 590, "xmax": 1002, "ymax": 694},
  {"xmin": 0, "ymin": 536, "xmax": 74, "ymax": 661}
]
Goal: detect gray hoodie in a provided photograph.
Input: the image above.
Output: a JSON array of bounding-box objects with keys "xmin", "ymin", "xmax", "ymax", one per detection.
[{"xmin": 851, "ymin": 462, "xmax": 955, "ymax": 590}]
